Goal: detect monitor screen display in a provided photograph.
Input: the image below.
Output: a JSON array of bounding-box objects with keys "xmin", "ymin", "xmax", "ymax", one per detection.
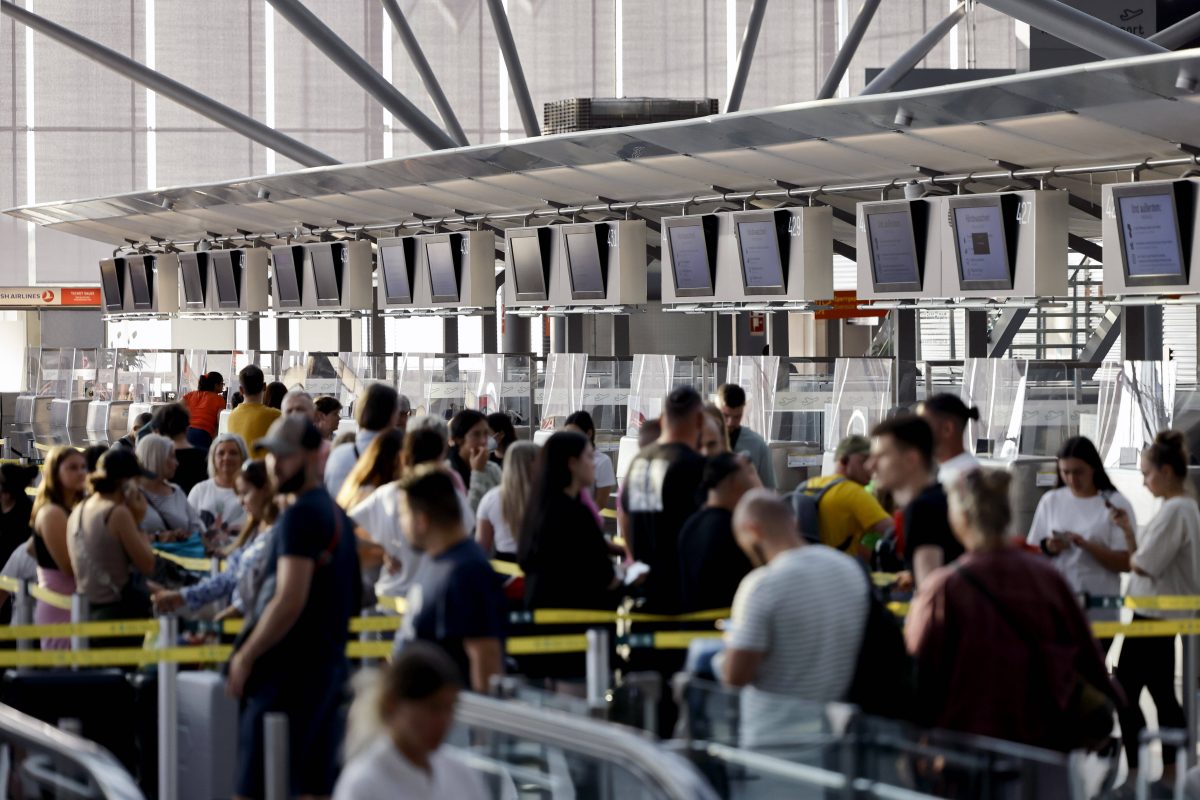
[
  {"xmin": 668, "ymin": 224, "xmax": 713, "ymax": 293},
  {"xmin": 213, "ymin": 252, "xmax": 240, "ymax": 308},
  {"xmin": 736, "ymin": 220, "xmax": 786, "ymax": 291},
  {"xmin": 1117, "ymin": 192, "xmax": 1186, "ymax": 280},
  {"xmin": 100, "ymin": 260, "xmax": 123, "ymax": 311},
  {"xmin": 510, "ymin": 234, "xmax": 547, "ymax": 300},
  {"xmin": 272, "ymin": 247, "xmax": 302, "ymax": 307},
  {"xmin": 127, "ymin": 256, "xmax": 152, "ymax": 309},
  {"xmin": 180, "ymin": 253, "xmax": 206, "ymax": 307},
  {"xmin": 565, "ymin": 231, "xmax": 606, "ymax": 298},
  {"xmin": 952, "ymin": 204, "xmax": 1011, "ymax": 287},
  {"xmin": 380, "ymin": 243, "xmax": 412, "ymax": 304},
  {"xmin": 866, "ymin": 210, "xmax": 921, "ymax": 289},
  {"xmin": 311, "ymin": 246, "xmax": 341, "ymax": 304},
  {"xmin": 427, "ymin": 240, "xmax": 459, "ymax": 302}
]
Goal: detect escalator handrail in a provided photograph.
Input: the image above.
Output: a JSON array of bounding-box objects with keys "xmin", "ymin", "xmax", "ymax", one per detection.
[{"xmin": 455, "ymin": 692, "xmax": 719, "ymax": 800}]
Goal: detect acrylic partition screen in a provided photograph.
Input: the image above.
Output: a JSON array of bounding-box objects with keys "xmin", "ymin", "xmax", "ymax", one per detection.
[
  {"xmin": 69, "ymin": 349, "xmax": 98, "ymax": 400},
  {"xmin": 626, "ymin": 355, "xmax": 676, "ymax": 437},
  {"xmin": 824, "ymin": 358, "xmax": 894, "ymax": 452},
  {"xmin": 961, "ymin": 358, "xmax": 1029, "ymax": 460},
  {"xmin": 771, "ymin": 360, "xmax": 837, "ymax": 446},
  {"xmin": 724, "ymin": 356, "xmax": 780, "ymax": 443},
  {"xmin": 472, "ymin": 355, "xmax": 534, "ymax": 428},
  {"xmin": 1092, "ymin": 360, "xmax": 1177, "ymax": 468},
  {"xmin": 539, "ymin": 353, "xmax": 588, "ymax": 431},
  {"xmin": 581, "ymin": 358, "xmax": 632, "ymax": 434},
  {"xmin": 179, "ymin": 349, "xmax": 208, "ymax": 397}
]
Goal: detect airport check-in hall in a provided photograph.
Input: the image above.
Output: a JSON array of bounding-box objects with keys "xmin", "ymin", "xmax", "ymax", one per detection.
[{"xmin": 7, "ymin": 1, "xmax": 1200, "ymax": 799}]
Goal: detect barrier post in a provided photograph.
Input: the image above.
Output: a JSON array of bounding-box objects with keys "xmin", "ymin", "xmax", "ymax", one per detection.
[
  {"xmin": 1185, "ymin": 633, "xmax": 1198, "ymax": 768},
  {"xmin": 157, "ymin": 614, "xmax": 179, "ymax": 800},
  {"xmin": 14, "ymin": 581, "xmax": 32, "ymax": 652},
  {"xmin": 585, "ymin": 628, "xmax": 610, "ymax": 714},
  {"xmin": 210, "ymin": 556, "xmax": 220, "ymax": 577},
  {"xmin": 264, "ymin": 712, "xmax": 289, "ymax": 800},
  {"xmin": 69, "ymin": 594, "xmax": 88, "ymax": 653}
]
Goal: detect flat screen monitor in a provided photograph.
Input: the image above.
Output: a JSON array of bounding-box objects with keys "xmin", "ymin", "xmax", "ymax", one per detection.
[
  {"xmin": 127, "ymin": 256, "xmax": 153, "ymax": 310},
  {"xmin": 509, "ymin": 230, "xmax": 549, "ymax": 301},
  {"xmin": 564, "ymin": 227, "xmax": 607, "ymax": 300},
  {"xmin": 271, "ymin": 246, "xmax": 303, "ymax": 308},
  {"xmin": 100, "ymin": 259, "xmax": 124, "ymax": 311},
  {"xmin": 212, "ymin": 251, "xmax": 241, "ymax": 309},
  {"xmin": 179, "ymin": 252, "xmax": 207, "ymax": 309},
  {"xmin": 426, "ymin": 238, "xmax": 460, "ymax": 303},
  {"xmin": 864, "ymin": 206, "xmax": 922, "ymax": 293},
  {"xmin": 734, "ymin": 213, "xmax": 787, "ymax": 295},
  {"xmin": 667, "ymin": 218, "xmax": 717, "ymax": 297},
  {"xmin": 311, "ymin": 244, "xmax": 343, "ymax": 306},
  {"xmin": 379, "ymin": 240, "xmax": 414, "ymax": 305},
  {"xmin": 950, "ymin": 198, "xmax": 1014, "ymax": 291},
  {"xmin": 1114, "ymin": 184, "xmax": 1189, "ymax": 288}
]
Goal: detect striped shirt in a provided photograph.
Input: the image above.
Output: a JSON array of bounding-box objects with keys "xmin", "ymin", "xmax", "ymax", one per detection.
[{"xmin": 727, "ymin": 545, "xmax": 869, "ymax": 747}]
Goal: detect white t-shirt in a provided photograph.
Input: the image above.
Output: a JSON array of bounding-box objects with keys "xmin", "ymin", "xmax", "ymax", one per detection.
[
  {"xmin": 475, "ymin": 487, "xmax": 517, "ymax": 556},
  {"xmin": 1025, "ymin": 488, "xmax": 1135, "ymax": 618},
  {"xmin": 187, "ymin": 479, "xmax": 246, "ymax": 532},
  {"xmin": 350, "ymin": 482, "xmax": 475, "ymax": 599},
  {"xmin": 333, "ymin": 738, "xmax": 487, "ymax": 800},
  {"xmin": 1129, "ymin": 496, "xmax": 1200, "ymax": 619},
  {"xmin": 726, "ymin": 545, "xmax": 869, "ymax": 748},
  {"xmin": 593, "ymin": 449, "xmax": 616, "ymax": 490},
  {"xmin": 937, "ymin": 451, "xmax": 981, "ymax": 487}
]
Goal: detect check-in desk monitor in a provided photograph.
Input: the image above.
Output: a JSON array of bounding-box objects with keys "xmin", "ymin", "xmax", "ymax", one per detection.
[
  {"xmin": 179, "ymin": 253, "xmax": 208, "ymax": 310},
  {"xmin": 379, "ymin": 238, "xmax": 415, "ymax": 305},
  {"xmin": 1114, "ymin": 183, "xmax": 1191, "ymax": 289},
  {"xmin": 100, "ymin": 259, "xmax": 125, "ymax": 312},
  {"xmin": 271, "ymin": 245, "xmax": 305, "ymax": 309},
  {"xmin": 426, "ymin": 237, "xmax": 461, "ymax": 303},
  {"xmin": 211, "ymin": 251, "xmax": 243, "ymax": 309},
  {"xmin": 863, "ymin": 202, "xmax": 925, "ymax": 295},
  {"xmin": 508, "ymin": 228, "xmax": 552, "ymax": 302},
  {"xmin": 665, "ymin": 216, "xmax": 719, "ymax": 298},
  {"xmin": 733, "ymin": 211, "xmax": 789, "ymax": 296},
  {"xmin": 949, "ymin": 195, "xmax": 1017, "ymax": 292},
  {"xmin": 563, "ymin": 227, "xmax": 608, "ymax": 301}
]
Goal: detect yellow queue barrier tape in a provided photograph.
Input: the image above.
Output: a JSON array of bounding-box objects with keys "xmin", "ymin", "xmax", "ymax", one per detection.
[
  {"xmin": 1117, "ymin": 596, "xmax": 1200, "ymax": 611},
  {"xmin": 0, "ymin": 645, "xmax": 232, "ymax": 669},
  {"xmin": 489, "ymin": 560, "xmax": 523, "ymax": 578},
  {"xmin": 0, "ymin": 577, "xmax": 19, "ymax": 593},
  {"xmin": 651, "ymin": 631, "xmax": 722, "ymax": 649},
  {"xmin": 29, "ymin": 585, "xmax": 72, "ymax": 611},
  {"xmin": 0, "ymin": 619, "xmax": 158, "ymax": 641},
  {"xmin": 601, "ymin": 508, "xmax": 617, "ymax": 520},
  {"xmin": 155, "ymin": 550, "xmax": 222, "ymax": 573},
  {"xmin": 1092, "ymin": 619, "xmax": 1200, "ymax": 638}
]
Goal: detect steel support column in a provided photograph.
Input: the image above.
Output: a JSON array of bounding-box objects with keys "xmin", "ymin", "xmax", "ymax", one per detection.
[
  {"xmin": 725, "ymin": 0, "xmax": 769, "ymax": 113},
  {"xmin": 988, "ymin": 307, "xmax": 1031, "ymax": 358},
  {"xmin": 265, "ymin": 0, "xmax": 457, "ymax": 150},
  {"xmin": 965, "ymin": 310, "xmax": 989, "ymax": 358},
  {"xmin": 893, "ymin": 309, "xmax": 919, "ymax": 407},
  {"xmin": 0, "ymin": 0, "xmax": 337, "ymax": 167},
  {"xmin": 1122, "ymin": 305, "xmax": 1164, "ymax": 362},
  {"xmin": 380, "ymin": 0, "xmax": 469, "ymax": 146},
  {"xmin": 482, "ymin": 312, "xmax": 497, "ymax": 354},
  {"xmin": 1078, "ymin": 307, "xmax": 1123, "ymax": 364},
  {"xmin": 980, "ymin": 0, "xmax": 1167, "ymax": 59},
  {"xmin": 1150, "ymin": 10, "xmax": 1200, "ymax": 50},
  {"xmin": 861, "ymin": 3, "xmax": 967, "ymax": 95},
  {"xmin": 502, "ymin": 314, "xmax": 530, "ymax": 353},
  {"xmin": 817, "ymin": 0, "xmax": 881, "ymax": 100},
  {"xmin": 485, "ymin": 0, "xmax": 541, "ymax": 137}
]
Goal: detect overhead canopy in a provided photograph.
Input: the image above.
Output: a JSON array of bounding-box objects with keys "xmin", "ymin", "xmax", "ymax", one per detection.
[{"xmin": 8, "ymin": 50, "xmax": 1200, "ymax": 248}]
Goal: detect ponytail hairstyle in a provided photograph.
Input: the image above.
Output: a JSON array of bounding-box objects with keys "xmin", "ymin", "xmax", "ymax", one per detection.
[
  {"xmin": 921, "ymin": 394, "xmax": 981, "ymax": 431},
  {"xmin": 1145, "ymin": 429, "xmax": 1189, "ymax": 480},
  {"xmin": 947, "ymin": 468, "xmax": 1013, "ymax": 543},
  {"xmin": 197, "ymin": 371, "xmax": 224, "ymax": 393}
]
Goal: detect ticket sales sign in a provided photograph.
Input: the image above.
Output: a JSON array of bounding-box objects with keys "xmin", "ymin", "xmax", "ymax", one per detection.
[{"xmin": 0, "ymin": 287, "xmax": 102, "ymax": 308}]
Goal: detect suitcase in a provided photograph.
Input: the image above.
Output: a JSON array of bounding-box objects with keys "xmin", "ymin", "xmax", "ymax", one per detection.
[{"xmin": 177, "ymin": 670, "xmax": 238, "ymax": 800}]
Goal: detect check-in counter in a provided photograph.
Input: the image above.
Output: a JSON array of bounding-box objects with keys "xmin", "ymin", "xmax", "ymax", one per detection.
[{"xmin": 87, "ymin": 400, "xmax": 131, "ymax": 443}]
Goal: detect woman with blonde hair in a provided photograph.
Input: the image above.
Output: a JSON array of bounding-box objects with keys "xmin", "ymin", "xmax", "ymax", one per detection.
[
  {"xmin": 336, "ymin": 429, "xmax": 404, "ymax": 510},
  {"xmin": 30, "ymin": 446, "xmax": 88, "ymax": 649},
  {"xmin": 476, "ymin": 441, "xmax": 538, "ymax": 560},
  {"xmin": 700, "ymin": 404, "xmax": 731, "ymax": 457}
]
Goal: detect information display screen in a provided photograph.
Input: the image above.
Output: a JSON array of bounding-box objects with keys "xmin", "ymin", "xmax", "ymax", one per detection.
[
  {"xmin": 1117, "ymin": 192, "xmax": 1186, "ymax": 280},
  {"xmin": 866, "ymin": 210, "xmax": 921, "ymax": 290},
  {"xmin": 736, "ymin": 220, "xmax": 786, "ymax": 292},
  {"xmin": 272, "ymin": 247, "xmax": 302, "ymax": 307},
  {"xmin": 128, "ymin": 257, "xmax": 152, "ymax": 309},
  {"xmin": 510, "ymin": 235, "xmax": 547, "ymax": 300},
  {"xmin": 952, "ymin": 204, "xmax": 1012, "ymax": 288},
  {"xmin": 427, "ymin": 239, "xmax": 459, "ymax": 302},
  {"xmin": 668, "ymin": 224, "xmax": 713, "ymax": 294},
  {"xmin": 213, "ymin": 252, "xmax": 240, "ymax": 308},
  {"xmin": 565, "ymin": 231, "xmax": 606, "ymax": 298},
  {"xmin": 180, "ymin": 253, "xmax": 206, "ymax": 307},
  {"xmin": 100, "ymin": 260, "xmax": 123, "ymax": 311},
  {"xmin": 311, "ymin": 246, "xmax": 341, "ymax": 304},
  {"xmin": 380, "ymin": 243, "xmax": 412, "ymax": 304}
]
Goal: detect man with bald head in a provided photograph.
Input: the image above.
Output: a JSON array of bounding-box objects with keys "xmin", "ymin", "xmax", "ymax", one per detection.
[
  {"xmin": 281, "ymin": 389, "xmax": 316, "ymax": 420},
  {"xmin": 721, "ymin": 489, "xmax": 870, "ymax": 748}
]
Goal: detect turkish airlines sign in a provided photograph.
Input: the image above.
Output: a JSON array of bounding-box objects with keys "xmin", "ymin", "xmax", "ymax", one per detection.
[{"xmin": 0, "ymin": 287, "xmax": 102, "ymax": 308}]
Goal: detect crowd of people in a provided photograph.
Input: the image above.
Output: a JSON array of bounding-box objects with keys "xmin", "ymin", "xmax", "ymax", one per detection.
[{"xmin": 2, "ymin": 364, "xmax": 1200, "ymax": 798}]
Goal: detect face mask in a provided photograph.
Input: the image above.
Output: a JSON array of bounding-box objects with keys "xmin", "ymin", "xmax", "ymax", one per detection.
[
  {"xmin": 277, "ymin": 467, "xmax": 306, "ymax": 495},
  {"xmin": 488, "ymin": 436, "xmax": 499, "ymax": 452}
]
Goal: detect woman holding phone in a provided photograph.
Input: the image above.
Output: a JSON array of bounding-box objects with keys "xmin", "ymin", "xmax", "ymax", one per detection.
[{"xmin": 1025, "ymin": 436, "xmax": 1135, "ymax": 633}]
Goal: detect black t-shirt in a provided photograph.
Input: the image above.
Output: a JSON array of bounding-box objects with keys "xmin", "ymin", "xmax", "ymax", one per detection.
[
  {"xmin": 172, "ymin": 447, "xmax": 209, "ymax": 496},
  {"xmin": 399, "ymin": 538, "xmax": 507, "ymax": 685},
  {"xmin": 0, "ymin": 498, "xmax": 32, "ymax": 570},
  {"xmin": 904, "ymin": 482, "xmax": 964, "ymax": 574},
  {"xmin": 620, "ymin": 441, "xmax": 706, "ymax": 613},
  {"xmin": 677, "ymin": 507, "xmax": 753, "ymax": 613},
  {"xmin": 522, "ymin": 492, "xmax": 616, "ymax": 611},
  {"xmin": 251, "ymin": 487, "xmax": 360, "ymax": 684}
]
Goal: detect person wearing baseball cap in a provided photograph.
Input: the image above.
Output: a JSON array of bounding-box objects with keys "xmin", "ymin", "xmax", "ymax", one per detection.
[
  {"xmin": 790, "ymin": 434, "xmax": 892, "ymax": 561},
  {"xmin": 227, "ymin": 415, "xmax": 361, "ymax": 800}
]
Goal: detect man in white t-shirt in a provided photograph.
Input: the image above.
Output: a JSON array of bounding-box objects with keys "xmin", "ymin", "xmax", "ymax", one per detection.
[
  {"xmin": 919, "ymin": 394, "xmax": 981, "ymax": 486},
  {"xmin": 720, "ymin": 489, "xmax": 868, "ymax": 748}
]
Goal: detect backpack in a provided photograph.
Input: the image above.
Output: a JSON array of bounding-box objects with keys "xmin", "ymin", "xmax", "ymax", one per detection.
[
  {"xmin": 845, "ymin": 567, "xmax": 916, "ymax": 722},
  {"xmin": 789, "ymin": 478, "xmax": 847, "ymax": 549}
]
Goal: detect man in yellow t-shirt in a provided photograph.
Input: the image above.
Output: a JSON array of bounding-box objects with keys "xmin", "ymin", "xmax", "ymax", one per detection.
[
  {"xmin": 226, "ymin": 364, "xmax": 281, "ymax": 459},
  {"xmin": 799, "ymin": 435, "xmax": 892, "ymax": 561}
]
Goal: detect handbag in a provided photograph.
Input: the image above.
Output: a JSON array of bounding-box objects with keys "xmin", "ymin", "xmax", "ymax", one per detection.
[{"xmin": 956, "ymin": 564, "xmax": 1115, "ymax": 751}]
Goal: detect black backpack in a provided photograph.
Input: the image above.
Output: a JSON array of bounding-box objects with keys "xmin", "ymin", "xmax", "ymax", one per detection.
[
  {"xmin": 844, "ymin": 568, "xmax": 916, "ymax": 722},
  {"xmin": 789, "ymin": 478, "xmax": 848, "ymax": 549}
]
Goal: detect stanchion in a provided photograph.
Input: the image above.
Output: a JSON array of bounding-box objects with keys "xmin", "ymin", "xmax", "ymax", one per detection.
[
  {"xmin": 13, "ymin": 581, "xmax": 32, "ymax": 652},
  {"xmin": 585, "ymin": 628, "xmax": 610, "ymax": 715},
  {"xmin": 264, "ymin": 712, "xmax": 289, "ymax": 800},
  {"xmin": 157, "ymin": 614, "xmax": 179, "ymax": 800},
  {"xmin": 210, "ymin": 556, "xmax": 220, "ymax": 577},
  {"xmin": 69, "ymin": 594, "xmax": 88, "ymax": 653}
]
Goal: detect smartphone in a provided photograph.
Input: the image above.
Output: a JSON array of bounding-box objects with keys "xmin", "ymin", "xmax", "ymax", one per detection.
[{"xmin": 1051, "ymin": 530, "xmax": 1071, "ymax": 542}]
